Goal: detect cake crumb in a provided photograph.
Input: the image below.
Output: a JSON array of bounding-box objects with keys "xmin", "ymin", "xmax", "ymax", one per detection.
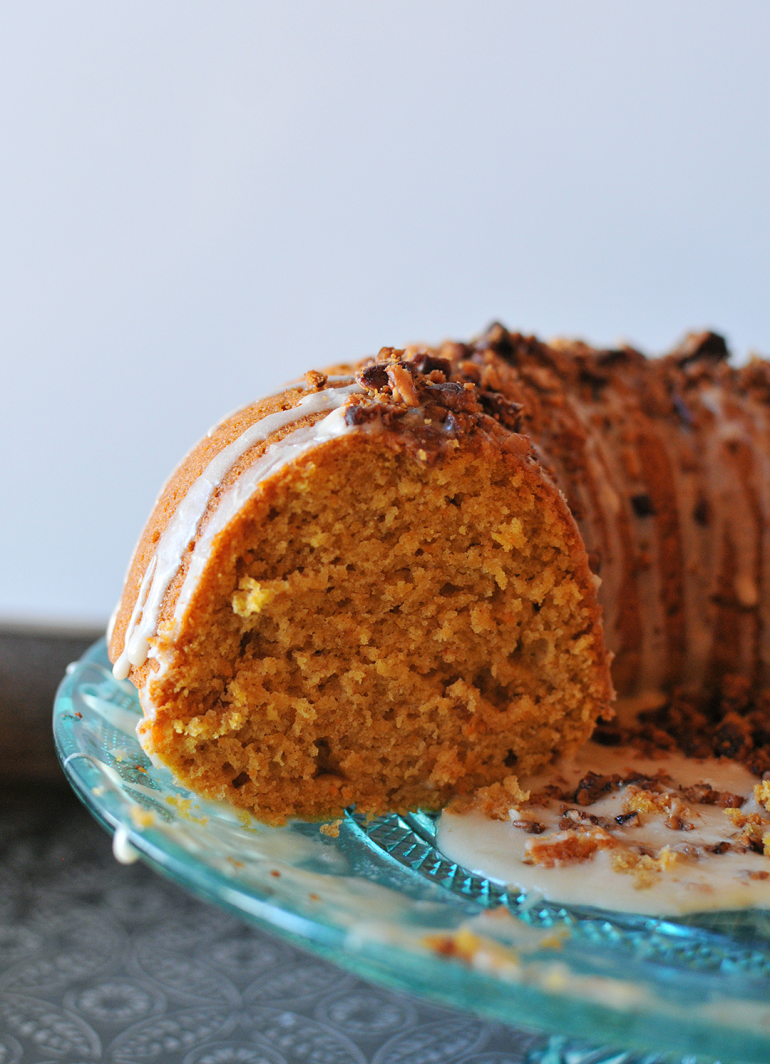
[
  {"xmin": 622, "ymin": 785, "xmax": 682, "ymax": 817},
  {"xmin": 524, "ymin": 826, "xmax": 617, "ymax": 867},
  {"xmin": 611, "ymin": 845, "xmax": 691, "ymax": 889},
  {"xmin": 723, "ymin": 808, "xmax": 770, "ymax": 854},
  {"xmin": 754, "ymin": 779, "xmax": 770, "ymax": 810},
  {"xmin": 232, "ymin": 576, "xmax": 278, "ymax": 617},
  {"xmin": 449, "ymin": 776, "xmax": 531, "ymax": 820}
]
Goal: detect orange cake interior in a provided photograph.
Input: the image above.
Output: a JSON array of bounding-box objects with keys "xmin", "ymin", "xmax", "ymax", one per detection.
[{"xmin": 142, "ymin": 430, "xmax": 608, "ymax": 824}]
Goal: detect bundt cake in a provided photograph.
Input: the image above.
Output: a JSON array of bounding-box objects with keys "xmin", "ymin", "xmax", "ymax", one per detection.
[{"xmin": 108, "ymin": 325, "xmax": 770, "ymax": 825}]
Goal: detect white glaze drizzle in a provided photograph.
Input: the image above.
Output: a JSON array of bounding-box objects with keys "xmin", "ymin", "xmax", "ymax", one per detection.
[
  {"xmin": 112, "ymin": 380, "xmax": 362, "ymax": 681},
  {"xmin": 112, "ymin": 826, "xmax": 140, "ymax": 865},
  {"xmin": 204, "ymin": 374, "xmax": 357, "ymax": 438},
  {"xmin": 173, "ymin": 402, "xmax": 363, "ymax": 626}
]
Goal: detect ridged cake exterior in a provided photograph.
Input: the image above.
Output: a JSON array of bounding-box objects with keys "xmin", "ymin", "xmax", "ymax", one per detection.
[
  {"xmin": 446, "ymin": 326, "xmax": 770, "ymax": 696},
  {"xmin": 110, "ymin": 325, "xmax": 770, "ymax": 823}
]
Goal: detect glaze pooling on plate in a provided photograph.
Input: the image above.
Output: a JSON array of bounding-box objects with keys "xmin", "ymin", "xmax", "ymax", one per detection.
[
  {"xmin": 55, "ymin": 640, "xmax": 770, "ymax": 1064},
  {"xmin": 436, "ymin": 742, "xmax": 770, "ymax": 916}
]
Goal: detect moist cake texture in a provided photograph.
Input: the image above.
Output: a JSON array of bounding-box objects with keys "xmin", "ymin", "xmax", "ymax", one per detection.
[
  {"xmin": 110, "ymin": 324, "xmax": 770, "ymax": 825},
  {"xmin": 109, "ymin": 347, "xmax": 611, "ymax": 823}
]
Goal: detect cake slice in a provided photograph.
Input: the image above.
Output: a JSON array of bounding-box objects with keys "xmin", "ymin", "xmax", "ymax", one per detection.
[{"xmin": 109, "ymin": 349, "xmax": 612, "ymax": 823}]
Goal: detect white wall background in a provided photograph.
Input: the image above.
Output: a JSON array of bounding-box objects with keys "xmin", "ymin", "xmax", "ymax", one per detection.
[{"xmin": 2, "ymin": 1, "xmax": 769, "ymax": 624}]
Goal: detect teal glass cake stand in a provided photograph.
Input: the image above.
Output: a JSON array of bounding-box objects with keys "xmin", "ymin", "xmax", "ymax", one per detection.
[{"xmin": 54, "ymin": 640, "xmax": 770, "ymax": 1064}]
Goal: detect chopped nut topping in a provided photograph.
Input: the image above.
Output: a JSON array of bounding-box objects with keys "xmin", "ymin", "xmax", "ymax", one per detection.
[
  {"xmin": 664, "ymin": 815, "xmax": 694, "ymax": 831},
  {"xmin": 680, "ymin": 782, "xmax": 745, "ymax": 808},
  {"xmin": 387, "ymin": 364, "xmax": 420, "ymax": 407},
  {"xmin": 408, "ymin": 352, "xmax": 451, "ymax": 377},
  {"xmin": 511, "ymin": 819, "xmax": 545, "ymax": 834},
  {"xmin": 304, "ymin": 369, "xmax": 328, "ymax": 391},
  {"xmin": 573, "ymin": 771, "xmax": 622, "ymax": 806},
  {"xmin": 704, "ymin": 841, "xmax": 732, "ymax": 854},
  {"xmin": 614, "ymin": 811, "xmax": 640, "ymax": 827},
  {"xmin": 357, "ymin": 363, "xmax": 389, "ymax": 391}
]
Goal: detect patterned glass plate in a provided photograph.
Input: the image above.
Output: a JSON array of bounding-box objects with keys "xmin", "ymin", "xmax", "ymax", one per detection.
[{"xmin": 54, "ymin": 640, "xmax": 770, "ymax": 1064}]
